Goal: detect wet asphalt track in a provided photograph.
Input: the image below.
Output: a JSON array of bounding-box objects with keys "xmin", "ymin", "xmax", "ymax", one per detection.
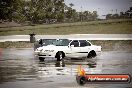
[{"xmin": 0, "ymin": 48, "xmax": 132, "ymax": 88}]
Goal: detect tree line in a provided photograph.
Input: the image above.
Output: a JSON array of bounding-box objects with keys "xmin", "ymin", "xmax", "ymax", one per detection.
[
  {"xmin": 0, "ymin": 0, "xmax": 98, "ymax": 24},
  {"xmin": 106, "ymin": 7, "xmax": 132, "ymax": 19}
]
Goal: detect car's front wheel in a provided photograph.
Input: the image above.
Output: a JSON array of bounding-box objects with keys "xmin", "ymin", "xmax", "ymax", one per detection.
[
  {"xmin": 56, "ymin": 52, "xmax": 64, "ymax": 61},
  {"xmin": 39, "ymin": 57, "xmax": 45, "ymax": 61}
]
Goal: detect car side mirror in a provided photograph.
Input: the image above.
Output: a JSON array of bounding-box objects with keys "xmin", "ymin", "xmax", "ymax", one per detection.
[{"xmin": 42, "ymin": 43, "xmax": 46, "ymax": 46}]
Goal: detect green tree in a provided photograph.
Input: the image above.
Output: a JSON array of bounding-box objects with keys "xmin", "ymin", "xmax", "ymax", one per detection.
[
  {"xmin": 69, "ymin": 3, "xmax": 74, "ymax": 7},
  {"xmin": 0, "ymin": 0, "xmax": 26, "ymax": 22},
  {"xmin": 65, "ymin": 3, "xmax": 76, "ymax": 22},
  {"xmin": 25, "ymin": 0, "xmax": 65, "ymax": 23},
  {"xmin": 53, "ymin": 0, "xmax": 65, "ymax": 22},
  {"xmin": 12, "ymin": 0, "xmax": 26, "ymax": 22},
  {"xmin": 0, "ymin": 0, "xmax": 11, "ymax": 20},
  {"xmin": 92, "ymin": 11, "xmax": 98, "ymax": 20}
]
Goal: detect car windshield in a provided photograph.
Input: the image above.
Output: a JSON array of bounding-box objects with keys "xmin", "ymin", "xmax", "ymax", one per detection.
[
  {"xmin": 52, "ymin": 39, "xmax": 70, "ymax": 46},
  {"xmin": 40, "ymin": 39, "xmax": 70, "ymax": 46},
  {"xmin": 40, "ymin": 39, "xmax": 57, "ymax": 46}
]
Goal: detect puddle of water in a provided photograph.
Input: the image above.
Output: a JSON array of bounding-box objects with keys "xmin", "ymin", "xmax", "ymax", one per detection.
[
  {"xmin": 0, "ymin": 48, "xmax": 132, "ymax": 84},
  {"xmin": 0, "ymin": 48, "xmax": 101, "ymax": 83}
]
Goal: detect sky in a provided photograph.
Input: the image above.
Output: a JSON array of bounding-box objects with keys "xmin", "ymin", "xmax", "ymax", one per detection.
[{"xmin": 64, "ymin": 0, "xmax": 132, "ymax": 19}]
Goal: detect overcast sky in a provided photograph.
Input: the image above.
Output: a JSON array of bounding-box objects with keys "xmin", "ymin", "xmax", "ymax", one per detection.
[{"xmin": 64, "ymin": 0, "xmax": 132, "ymax": 19}]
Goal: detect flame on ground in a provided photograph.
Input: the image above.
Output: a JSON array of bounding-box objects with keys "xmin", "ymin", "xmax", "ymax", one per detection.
[{"xmin": 77, "ymin": 65, "xmax": 86, "ymax": 76}]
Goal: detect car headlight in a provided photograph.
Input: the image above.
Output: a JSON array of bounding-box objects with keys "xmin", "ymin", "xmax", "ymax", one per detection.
[{"xmin": 36, "ymin": 48, "xmax": 43, "ymax": 51}]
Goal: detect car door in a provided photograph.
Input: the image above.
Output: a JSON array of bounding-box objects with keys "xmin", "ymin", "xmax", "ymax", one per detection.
[
  {"xmin": 79, "ymin": 40, "xmax": 91, "ymax": 57},
  {"xmin": 66, "ymin": 40, "xmax": 81, "ymax": 58}
]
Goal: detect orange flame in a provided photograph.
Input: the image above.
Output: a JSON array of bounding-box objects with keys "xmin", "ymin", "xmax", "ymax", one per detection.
[{"xmin": 77, "ymin": 65, "xmax": 86, "ymax": 76}]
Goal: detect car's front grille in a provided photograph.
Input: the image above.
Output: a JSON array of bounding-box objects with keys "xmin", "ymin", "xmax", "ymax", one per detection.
[
  {"xmin": 39, "ymin": 55, "xmax": 46, "ymax": 56},
  {"xmin": 39, "ymin": 55, "xmax": 52, "ymax": 56}
]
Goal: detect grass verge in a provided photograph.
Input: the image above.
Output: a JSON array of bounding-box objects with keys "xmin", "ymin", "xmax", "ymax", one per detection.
[{"xmin": 0, "ymin": 19, "xmax": 132, "ymax": 35}]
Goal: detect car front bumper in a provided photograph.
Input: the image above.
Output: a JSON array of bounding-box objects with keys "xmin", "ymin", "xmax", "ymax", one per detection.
[{"xmin": 34, "ymin": 51, "xmax": 56, "ymax": 58}]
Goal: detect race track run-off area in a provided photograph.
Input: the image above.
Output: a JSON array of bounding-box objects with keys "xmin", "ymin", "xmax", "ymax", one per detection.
[{"xmin": 0, "ymin": 48, "xmax": 132, "ymax": 88}]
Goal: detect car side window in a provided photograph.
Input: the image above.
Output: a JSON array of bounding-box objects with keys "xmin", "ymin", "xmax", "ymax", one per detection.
[
  {"xmin": 70, "ymin": 40, "xmax": 79, "ymax": 47},
  {"xmin": 79, "ymin": 40, "xmax": 91, "ymax": 47}
]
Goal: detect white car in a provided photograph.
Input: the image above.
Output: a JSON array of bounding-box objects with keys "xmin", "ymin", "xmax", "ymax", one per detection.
[{"xmin": 34, "ymin": 39, "xmax": 101, "ymax": 61}]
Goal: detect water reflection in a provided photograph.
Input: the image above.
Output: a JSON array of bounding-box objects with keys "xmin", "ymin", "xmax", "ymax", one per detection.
[
  {"xmin": 1, "ymin": 49, "xmax": 132, "ymax": 88},
  {"xmin": 55, "ymin": 60, "xmax": 65, "ymax": 67},
  {"xmin": 0, "ymin": 48, "xmax": 99, "ymax": 83},
  {"xmin": 37, "ymin": 59, "xmax": 98, "ymax": 78},
  {"xmin": 38, "ymin": 60, "xmax": 65, "ymax": 67}
]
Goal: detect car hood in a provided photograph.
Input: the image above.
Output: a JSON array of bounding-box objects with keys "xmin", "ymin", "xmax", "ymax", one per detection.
[{"xmin": 37, "ymin": 45, "xmax": 67, "ymax": 50}]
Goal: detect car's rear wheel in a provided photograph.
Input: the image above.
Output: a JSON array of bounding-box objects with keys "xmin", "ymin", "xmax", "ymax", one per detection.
[
  {"xmin": 56, "ymin": 52, "xmax": 64, "ymax": 61},
  {"xmin": 39, "ymin": 57, "xmax": 45, "ymax": 61},
  {"xmin": 87, "ymin": 50, "xmax": 96, "ymax": 58}
]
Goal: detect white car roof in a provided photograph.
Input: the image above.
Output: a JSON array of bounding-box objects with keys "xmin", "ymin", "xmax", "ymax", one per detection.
[
  {"xmin": 36, "ymin": 38, "xmax": 90, "ymax": 41},
  {"xmin": 68, "ymin": 38, "xmax": 90, "ymax": 41}
]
